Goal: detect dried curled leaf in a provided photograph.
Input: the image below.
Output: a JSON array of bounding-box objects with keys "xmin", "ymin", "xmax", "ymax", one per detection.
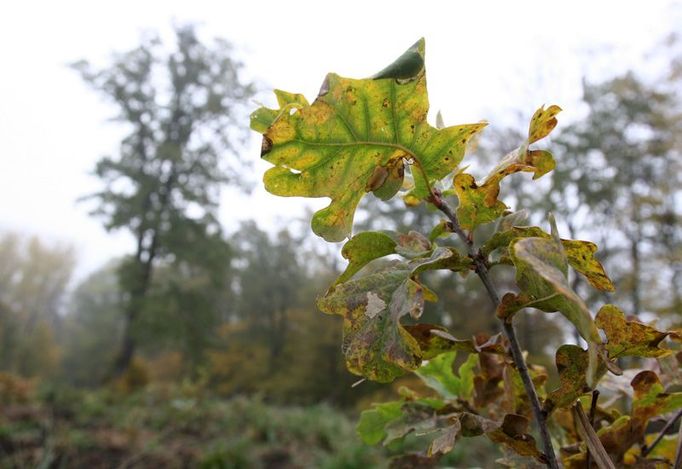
[
  {"xmin": 453, "ymin": 105, "xmax": 559, "ymax": 231},
  {"xmin": 404, "ymin": 326, "xmax": 506, "ymax": 361},
  {"xmin": 596, "ymin": 304, "xmax": 680, "ymax": 359},
  {"xmin": 487, "ymin": 414, "xmax": 545, "ymax": 463},
  {"xmin": 252, "ymin": 39, "xmax": 485, "ymax": 241}
]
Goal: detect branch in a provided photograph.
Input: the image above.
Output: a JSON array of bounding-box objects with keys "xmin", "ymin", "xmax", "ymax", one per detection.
[
  {"xmin": 641, "ymin": 409, "xmax": 682, "ymax": 458},
  {"xmin": 428, "ymin": 190, "xmax": 559, "ymax": 469}
]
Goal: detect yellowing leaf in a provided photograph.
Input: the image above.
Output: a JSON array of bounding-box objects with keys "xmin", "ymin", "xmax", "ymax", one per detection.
[
  {"xmin": 510, "ymin": 228, "xmax": 604, "ymax": 387},
  {"xmin": 250, "ymin": 90, "xmax": 309, "ymax": 133},
  {"xmin": 318, "ymin": 248, "xmax": 469, "ymax": 382},
  {"xmin": 252, "ymin": 39, "xmax": 485, "ymax": 241},
  {"xmin": 482, "ymin": 226, "xmax": 614, "ymax": 292},
  {"xmin": 596, "ymin": 304, "xmax": 679, "ymax": 359},
  {"xmin": 528, "ymin": 104, "xmax": 562, "ymax": 144},
  {"xmin": 577, "ymin": 371, "xmax": 682, "ymax": 465},
  {"xmin": 560, "ymin": 239, "xmax": 615, "ymax": 292},
  {"xmin": 510, "ymin": 238, "xmax": 600, "ymax": 344},
  {"xmin": 403, "ymin": 324, "xmax": 478, "ymax": 359},
  {"xmin": 480, "ymin": 226, "xmax": 548, "ymax": 258},
  {"xmin": 631, "ymin": 370, "xmax": 682, "ymax": 419},
  {"xmin": 453, "ymin": 105, "xmax": 559, "ymax": 231},
  {"xmin": 544, "ymin": 345, "xmax": 606, "ymax": 413},
  {"xmin": 453, "ymin": 173, "xmax": 508, "ymax": 230}
]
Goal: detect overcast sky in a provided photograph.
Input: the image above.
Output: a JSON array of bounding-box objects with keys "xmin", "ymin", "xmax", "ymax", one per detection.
[{"xmin": 0, "ymin": 0, "xmax": 679, "ymax": 280}]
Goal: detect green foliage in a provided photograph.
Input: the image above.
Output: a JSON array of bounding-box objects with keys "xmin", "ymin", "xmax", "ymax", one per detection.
[
  {"xmin": 0, "ymin": 385, "xmax": 387, "ymax": 468},
  {"xmin": 415, "ymin": 352, "xmax": 477, "ymax": 400}
]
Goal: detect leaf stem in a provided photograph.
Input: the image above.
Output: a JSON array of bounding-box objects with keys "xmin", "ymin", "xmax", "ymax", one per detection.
[{"xmin": 428, "ymin": 189, "xmax": 559, "ymax": 469}]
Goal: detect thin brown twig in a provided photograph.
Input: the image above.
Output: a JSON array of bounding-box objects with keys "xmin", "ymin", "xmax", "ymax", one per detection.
[
  {"xmin": 586, "ymin": 390, "xmax": 600, "ymax": 469},
  {"xmin": 428, "ymin": 190, "xmax": 559, "ymax": 469},
  {"xmin": 642, "ymin": 409, "xmax": 682, "ymax": 458},
  {"xmin": 673, "ymin": 411, "xmax": 682, "ymax": 469},
  {"xmin": 574, "ymin": 402, "xmax": 615, "ymax": 469}
]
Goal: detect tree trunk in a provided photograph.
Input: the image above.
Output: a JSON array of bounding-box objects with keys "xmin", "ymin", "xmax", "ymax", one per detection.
[{"xmin": 110, "ymin": 232, "xmax": 158, "ymax": 379}]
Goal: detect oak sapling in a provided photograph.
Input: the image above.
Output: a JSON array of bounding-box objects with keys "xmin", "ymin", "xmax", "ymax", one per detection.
[{"xmin": 253, "ymin": 39, "xmax": 682, "ymax": 468}]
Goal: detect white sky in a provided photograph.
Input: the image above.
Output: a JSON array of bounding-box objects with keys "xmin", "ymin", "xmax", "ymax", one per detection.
[{"xmin": 0, "ymin": 0, "xmax": 679, "ymax": 280}]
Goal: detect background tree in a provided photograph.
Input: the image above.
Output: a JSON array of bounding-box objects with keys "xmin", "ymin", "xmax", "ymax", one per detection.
[
  {"xmin": 60, "ymin": 261, "xmax": 124, "ymax": 385},
  {"xmin": 0, "ymin": 233, "xmax": 74, "ymax": 377},
  {"xmin": 554, "ymin": 74, "xmax": 679, "ymax": 317},
  {"xmin": 72, "ymin": 25, "xmax": 255, "ymax": 376}
]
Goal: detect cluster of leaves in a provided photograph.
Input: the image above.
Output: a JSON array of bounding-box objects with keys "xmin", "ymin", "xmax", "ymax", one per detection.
[
  {"xmin": 356, "ymin": 307, "xmax": 681, "ymax": 467},
  {"xmin": 253, "ymin": 39, "xmax": 682, "ymax": 466}
]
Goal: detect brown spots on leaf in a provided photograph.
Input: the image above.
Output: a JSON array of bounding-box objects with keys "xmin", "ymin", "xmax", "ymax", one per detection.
[
  {"xmin": 631, "ymin": 370, "xmax": 660, "ymax": 395},
  {"xmin": 382, "ymin": 98, "xmax": 390, "ymax": 108},
  {"xmin": 528, "ymin": 104, "xmax": 562, "ymax": 144}
]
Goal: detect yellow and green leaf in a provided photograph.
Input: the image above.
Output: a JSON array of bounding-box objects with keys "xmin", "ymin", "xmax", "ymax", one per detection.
[
  {"xmin": 453, "ymin": 105, "xmax": 559, "ymax": 231},
  {"xmin": 508, "ymin": 218, "xmax": 603, "ymax": 386},
  {"xmin": 251, "ymin": 39, "xmax": 485, "ymax": 242},
  {"xmin": 544, "ymin": 345, "xmax": 606, "ymax": 413},
  {"xmin": 596, "ymin": 304, "xmax": 680, "ymax": 359},
  {"xmin": 482, "ymin": 225, "xmax": 614, "ymax": 292},
  {"xmin": 318, "ymin": 248, "xmax": 470, "ymax": 382}
]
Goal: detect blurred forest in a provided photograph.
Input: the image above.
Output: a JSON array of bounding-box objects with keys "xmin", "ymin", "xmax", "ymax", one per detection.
[{"xmin": 1, "ymin": 25, "xmax": 681, "ymax": 468}]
